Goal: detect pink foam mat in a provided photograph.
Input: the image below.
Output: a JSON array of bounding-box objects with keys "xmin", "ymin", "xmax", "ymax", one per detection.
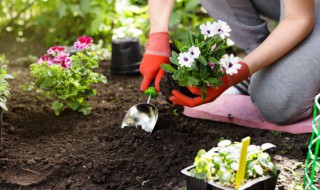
[{"xmin": 183, "ymin": 94, "xmax": 312, "ymax": 134}]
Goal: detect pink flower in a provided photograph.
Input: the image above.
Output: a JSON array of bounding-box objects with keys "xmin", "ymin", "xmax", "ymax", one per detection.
[
  {"xmin": 208, "ymin": 62, "xmax": 215, "ymax": 69},
  {"xmin": 47, "ymin": 46, "xmax": 65, "ymax": 55},
  {"xmin": 60, "ymin": 57, "xmax": 72, "ymax": 69},
  {"xmin": 53, "ymin": 52, "xmax": 70, "ymax": 64},
  {"xmin": 37, "ymin": 54, "xmax": 54, "ymax": 66},
  {"xmin": 52, "ymin": 52, "xmax": 72, "ymax": 68},
  {"xmin": 74, "ymin": 35, "xmax": 93, "ymax": 50}
]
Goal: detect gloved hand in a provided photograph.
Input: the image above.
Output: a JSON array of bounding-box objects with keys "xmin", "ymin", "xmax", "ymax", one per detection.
[
  {"xmin": 169, "ymin": 61, "xmax": 250, "ymax": 107},
  {"xmin": 140, "ymin": 32, "xmax": 171, "ymax": 92}
]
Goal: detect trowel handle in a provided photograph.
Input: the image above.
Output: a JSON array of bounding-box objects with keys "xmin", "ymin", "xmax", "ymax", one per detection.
[{"xmin": 144, "ymin": 81, "xmax": 158, "ymax": 98}]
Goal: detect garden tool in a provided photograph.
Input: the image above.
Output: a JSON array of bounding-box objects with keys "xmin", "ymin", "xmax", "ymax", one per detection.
[{"xmin": 121, "ymin": 83, "xmax": 158, "ymax": 133}]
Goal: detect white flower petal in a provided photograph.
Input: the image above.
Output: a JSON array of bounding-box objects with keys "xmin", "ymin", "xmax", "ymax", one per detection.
[
  {"xmin": 178, "ymin": 52, "xmax": 194, "ymax": 68},
  {"xmin": 188, "ymin": 46, "xmax": 201, "ymax": 59}
]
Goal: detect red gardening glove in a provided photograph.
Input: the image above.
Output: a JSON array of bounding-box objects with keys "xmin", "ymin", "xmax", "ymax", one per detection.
[
  {"xmin": 169, "ymin": 61, "xmax": 250, "ymax": 107},
  {"xmin": 140, "ymin": 32, "xmax": 171, "ymax": 92}
]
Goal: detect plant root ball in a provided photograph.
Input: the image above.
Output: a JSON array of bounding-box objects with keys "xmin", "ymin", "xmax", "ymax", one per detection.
[{"xmin": 159, "ymin": 73, "xmax": 197, "ymax": 103}]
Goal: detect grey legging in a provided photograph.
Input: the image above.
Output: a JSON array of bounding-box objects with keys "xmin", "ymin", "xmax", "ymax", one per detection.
[{"xmin": 200, "ymin": 0, "xmax": 320, "ymax": 125}]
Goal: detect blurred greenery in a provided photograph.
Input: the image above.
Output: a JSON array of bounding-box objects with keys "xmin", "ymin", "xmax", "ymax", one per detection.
[{"xmin": 0, "ymin": 0, "xmax": 211, "ymax": 52}]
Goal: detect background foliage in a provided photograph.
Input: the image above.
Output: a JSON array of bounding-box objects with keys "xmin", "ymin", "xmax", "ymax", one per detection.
[{"xmin": 0, "ymin": 0, "xmax": 211, "ymax": 51}]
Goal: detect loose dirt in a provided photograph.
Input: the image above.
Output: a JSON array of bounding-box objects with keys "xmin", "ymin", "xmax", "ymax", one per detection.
[{"xmin": 0, "ymin": 36, "xmax": 316, "ymax": 189}]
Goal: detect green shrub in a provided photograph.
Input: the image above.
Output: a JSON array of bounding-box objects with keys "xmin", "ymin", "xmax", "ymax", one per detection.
[
  {"xmin": 30, "ymin": 36, "xmax": 107, "ymax": 115},
  {"xmin": 0, "ymin": 65, "xmax": 13, "ymax": 111}
]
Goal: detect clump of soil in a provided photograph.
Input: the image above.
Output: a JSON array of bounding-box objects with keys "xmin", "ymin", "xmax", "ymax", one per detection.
[
  {"xmin": 159, "ymin": 72, "xmax": 196, "ymax": 103},
  {"xmin": 0, "ymin": 59, "xmax": 315, "ymax": 189}
]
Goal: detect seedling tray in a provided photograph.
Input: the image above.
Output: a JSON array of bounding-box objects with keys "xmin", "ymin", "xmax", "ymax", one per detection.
[{"xmin": 181, "ymin": 165, "xmax": 279, "ymax": 190}]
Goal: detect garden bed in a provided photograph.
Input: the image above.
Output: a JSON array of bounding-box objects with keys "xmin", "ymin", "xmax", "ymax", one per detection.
[{"xmin": 0, "ymin": 59, "xmax": 313, "ymax": 190}]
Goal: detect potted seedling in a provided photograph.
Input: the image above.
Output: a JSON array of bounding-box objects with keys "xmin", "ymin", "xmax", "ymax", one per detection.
[
  {"xmin": 181, "ymin": 137, "xmax": 279, "ymax": 190},
  {"xmin": 160, "ymin": 20, "xmax": 241, "ymax": 102},
  {"xmin": 0, "ymin": 65, "xmax": 13, "ymax": 149},
  {"xmin": 30, "ymin": 36, "xmax": 107, "ymax": 116}
]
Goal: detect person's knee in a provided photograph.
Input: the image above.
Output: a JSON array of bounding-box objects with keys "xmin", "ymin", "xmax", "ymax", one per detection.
[
  {"xmin": 261, "ymin": 108, "xmax": 298, "ymax": 125},
  {"xmin": 252, "ymin": 94, "xmax": 311, "ymax": 125}
]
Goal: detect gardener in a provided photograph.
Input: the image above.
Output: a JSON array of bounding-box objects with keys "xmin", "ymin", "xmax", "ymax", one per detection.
[{"xmin": 139, "ymin": 0, "xmax": 319, "ymax": 125}]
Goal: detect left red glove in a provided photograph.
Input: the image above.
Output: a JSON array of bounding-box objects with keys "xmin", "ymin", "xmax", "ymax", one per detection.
[
  {"xmin": 140, "ymin": 32, "xmax": 171, "ymax": 92},
  {"xmin": 169, "ymin": 61, "xmax": 250, "ymax": 107}
]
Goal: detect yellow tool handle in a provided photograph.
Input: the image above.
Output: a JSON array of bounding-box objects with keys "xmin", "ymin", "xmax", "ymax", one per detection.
[{"xmin": 235, "ymin": 137, "xmax": 251, "ymax": 189}]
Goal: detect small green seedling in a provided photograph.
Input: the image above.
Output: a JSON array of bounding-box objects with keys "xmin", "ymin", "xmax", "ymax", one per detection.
[
  {"xmin": 191, "ymin": 139, "xmax": 277, "ymax": 188},
  {"xmin": 0, "ymin": 65, "xmax": 13, "ymax": 149}
]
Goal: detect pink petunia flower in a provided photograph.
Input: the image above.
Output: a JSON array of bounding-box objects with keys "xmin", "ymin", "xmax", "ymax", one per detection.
[
  {"xmin": 47, "ymin": 46, "xmax": 65, "ymax": 55},
  {"xmin": 37, "ymin": 54, "xmax": 54, "ymax": 66},
  {"xmin": 74, "ymin": 35, "xmax": 93, "ymax": 50}
]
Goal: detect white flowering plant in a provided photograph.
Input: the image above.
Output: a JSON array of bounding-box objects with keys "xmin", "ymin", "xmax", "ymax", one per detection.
[
  {"xmin": 161, "ymin": 20, "xmax": 242, "ymax": 99},
  {"xmin": 191, "ymin": 139, "xmax": 278, "ymax": 187}
]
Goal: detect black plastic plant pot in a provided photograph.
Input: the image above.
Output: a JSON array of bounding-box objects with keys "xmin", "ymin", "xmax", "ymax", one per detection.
[
  {"xmin": 111, "ymin": 37, "xmax": 142, "ymax": 75},
  {"xmin": 181, "ymin": 165, "xmax": 280, "ymax": 190},
  {"xmin": 159, "ymin": 72, "xmax": 197, "ymax": 103}
]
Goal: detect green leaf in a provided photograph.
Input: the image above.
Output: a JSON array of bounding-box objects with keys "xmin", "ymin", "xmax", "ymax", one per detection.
[
  {"xmin": 198, "ymin": 55, "xmax": 208, "ymax": 65},
  {"xmin": 188, "ymin": 31, "xmax": 194, "ymax": 46},
  {"xmin": 258, "ymin": 153, "xmax": 270, "ymax": 168},
  {"xmin": 173, "ymin": 70, "xmax": 183, "ymax": 80},
  {"xmin": 51, "ymin": 101, "xmax": 63, "ymax": 116},
  {"xmin": 80, "ymin": 0, "xmax": 91, "ymax": 13},
  {"xmin": 0, "ymin": 102, "xmax": 8, "ymax": 111},
  {"xmin": 261, "ymin": 143, "xmax": 276, "ymax": 151},
  {"xmin": 90, "ymin": 17, "xmax": 103, "ymax": 34},
  {"xmin": 58, "ymin": 2, "xmax": 67, "ymax": 18},
  {"xmin": 207, "ymin": 77, "xmax": 220, "ymax": 85},
  {"xmin": 268, "ymin": 162, "xmax": 278, "ymax": 175},
  {"xmin": 200, "ymin": 65, "xmax": 207, "ymax": 77},
  {"xmin": 67, "ymin": 101, "xmax": 80, "ymax": 110},
  {"xmin": 169, "ymin": 12, "xmax": 181, "ymax": 28},
  {"xmin": 178, "ymin": 78, "xmax": 188, "ymax": 87},
  {"xmin": 172, "ymin": 51, "xmax": 179, "ymax": 58},
  {"xmin": 169, "ymin": 57, "xmax": 178, "ymax": 65},
  {"xmin": 174, "ymin": 40, "xmax": 183, "ymax": 52},
  {"xmin": 40, "ymin": 78, "xmax": 54, "ymax": 88},
  {"xmin": 161, "ymin": 64, "xmax": 176, "ymax": 73},
  {"xmin": 187, "ymin": 76, "xmax": 200, "ymax": 85},
  {"xmin": 195, "ymin": 172, "xmax": 207, "ymax": 180},
  {"xmin": 208, "ymin": 57, "xmax": 219, "ymax": 64},
  {"xmin": 253, "ymin": 164, "xmax": 264, "ymax": 175},
  {"xmin": 185, "ymin": 0, "xmax": 199, "ymax": 11},
  {"xmin": 218, "ymin": 140, "xmax": 231, "ymax": 147},
  {"xmin": 80, "ymin": 107, "xmax": 91, "ymax": 115},
  {"xmin": 220, "ymin": 172, "xmax": 231, "ymax": 184}
]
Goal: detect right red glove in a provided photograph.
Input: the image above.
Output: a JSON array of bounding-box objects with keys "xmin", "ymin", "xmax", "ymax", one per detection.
[
  {"xmin": 169, "ymin": 61, "xmax": 250, "ymax": 107},
  {"xmin": 139, "ymin": 32, "xmax": 171, "ymax": 92}
]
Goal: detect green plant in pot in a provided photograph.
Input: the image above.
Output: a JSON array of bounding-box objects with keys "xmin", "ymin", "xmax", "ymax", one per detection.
[
  {"xmin": 30, "ymin": 36, "xmax": 107, "ymax": 116},
  {"xmin": 181, "ymin": 138, "xmax": 280, "ymax": 190},
  {"xmin": 160, "ymin": 20, "xmax": 241, "ymax": 102},
  {"xmin": 0, "ymin": 65, "xmax": 13, "ymax": 149}
]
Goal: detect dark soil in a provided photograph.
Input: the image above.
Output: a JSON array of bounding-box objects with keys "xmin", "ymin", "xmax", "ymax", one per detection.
[
  {"xmin": 0, "ymin": 36, "xmax": 317, "ymax": 190},
  {"xmin": 159, "ymin": 72, "xmax": 196, "ymax": 103}
]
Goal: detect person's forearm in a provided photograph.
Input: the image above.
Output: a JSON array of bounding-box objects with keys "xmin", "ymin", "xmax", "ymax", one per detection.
[
  {"xmin": 243, "ymin": 0, "xmax": 315, "ymax": 74},
  {"xmin": 148, "ymin": 0, "xmax": 175, "ymax": 33}
]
